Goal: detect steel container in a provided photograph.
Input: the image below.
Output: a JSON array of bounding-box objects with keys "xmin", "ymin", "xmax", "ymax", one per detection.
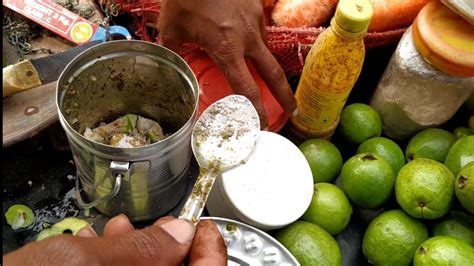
[{"xmin": 56, "ymin": 40, "xmax": 199, "ymax": 221}]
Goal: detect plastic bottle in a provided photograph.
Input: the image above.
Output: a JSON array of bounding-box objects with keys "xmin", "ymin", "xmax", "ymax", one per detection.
[{"xmin": 289, "ymin": 0, "xmax": 373, "ymax": 141}]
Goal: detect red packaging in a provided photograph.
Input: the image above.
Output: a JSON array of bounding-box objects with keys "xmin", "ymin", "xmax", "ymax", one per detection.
[
  {"xmin": 3, "ymin": 0, "xmax": 99, "ymax": 44},
  {"xmin": 185, "ymin": 51, "xmax": 288, "ymax": 133}
]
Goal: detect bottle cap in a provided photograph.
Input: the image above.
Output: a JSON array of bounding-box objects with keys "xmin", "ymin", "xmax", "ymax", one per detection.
[
  {"xmin": 412, "ymin": 1, "xmax": 474, "ymax": 77},
  {"xmin": 333, "ymin": 0, "xmax": 373, "ymax": 38}
]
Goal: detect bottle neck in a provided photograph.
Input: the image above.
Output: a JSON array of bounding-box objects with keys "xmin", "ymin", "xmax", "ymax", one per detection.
[{"xmin": 330, "ymin": 18, "xmax": 367, "ymax": 40}]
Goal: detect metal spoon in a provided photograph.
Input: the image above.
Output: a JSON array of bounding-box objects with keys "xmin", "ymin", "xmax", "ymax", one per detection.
[{"xmin": 179, "ymin": 95, "xmax": 260, "ymax": 224}]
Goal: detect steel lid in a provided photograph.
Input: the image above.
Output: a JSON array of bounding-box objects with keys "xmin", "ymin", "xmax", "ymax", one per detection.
[{"xmin": 201, "ymin": 216, "xmax": 300, "ymax": 265}]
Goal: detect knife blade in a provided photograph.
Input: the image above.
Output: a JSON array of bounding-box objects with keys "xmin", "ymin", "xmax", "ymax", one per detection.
[
  {"xmin": 31, "ymin": 40, "xmax": 102, "ymax": 85},
  {"xmin": 3, "ymin": 40, "xmax": 101, "ymax": 98}
]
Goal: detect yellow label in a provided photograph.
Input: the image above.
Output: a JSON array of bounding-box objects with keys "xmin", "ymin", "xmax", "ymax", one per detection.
[
  {"xmin": 293, "ymin": 73, "xmax": 351, "ymax": 130},
  {"xmin": 70, "ymin": 22, "xmax": 93, "ymax": 43},
  {"xmin": 290, "ymin": 27, "xmax": 365, "ymax": 136}
]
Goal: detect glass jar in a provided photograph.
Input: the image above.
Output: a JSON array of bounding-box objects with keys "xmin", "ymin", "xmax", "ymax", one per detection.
[{"xmin": 370, "ymin": 2, "xmax": 474, "ymax": 140}]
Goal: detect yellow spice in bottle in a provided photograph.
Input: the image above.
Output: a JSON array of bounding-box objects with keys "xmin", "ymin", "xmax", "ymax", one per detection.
[{"xmin": 290, "ymin": 0, "xmax": 372, "ymax": 140}]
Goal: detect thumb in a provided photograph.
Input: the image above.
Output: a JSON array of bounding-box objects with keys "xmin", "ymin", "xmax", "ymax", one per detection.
[
  {"xmin": 189, "ymin": 220, "xmax": 227, "ymax": 266},
  {"xmin": 160, "ymin": 219, "xmax": 196, "ymax": 244},
  {"xmin": 96, "ymin": 218, "xmax": 195, "ymax": 265}
]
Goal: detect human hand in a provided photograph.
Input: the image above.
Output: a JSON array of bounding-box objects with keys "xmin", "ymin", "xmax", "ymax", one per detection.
[
  {"xmin": 158, "ymin": 0, "xmax": 296, "ymax": 129},
  {"xmin": 3, "ymin": 215, "xmax": 227, "ymax": 265}
]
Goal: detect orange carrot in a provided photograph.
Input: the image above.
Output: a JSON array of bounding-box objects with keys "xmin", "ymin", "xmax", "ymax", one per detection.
[
  {"xmin": 271, "ymin": 0, "xmax": 338, "ymax": 28},
  {"xmin": 368, "ymin": 0, "xmax": 432, "ymax": 32}
]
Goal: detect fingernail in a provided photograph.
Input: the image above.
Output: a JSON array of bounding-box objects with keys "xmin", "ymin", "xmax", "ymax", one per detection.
[
  {"xmin": 292, "ymin": 108, "xmax": 299, "ymax": 117},
  {"xmin": 117, "ymin": 213, "xmax": 130, "ymax": 222},
  {"xmin": 160, "ymin": 219, "xmax": 195, "ymax": 244},
  {"xmin": 108, "ymin": 213, "xmax": 131, "ymax": 226},
  {"xmin": 77, "ymin": 225, "xmax": 97, "ymax": 238}
]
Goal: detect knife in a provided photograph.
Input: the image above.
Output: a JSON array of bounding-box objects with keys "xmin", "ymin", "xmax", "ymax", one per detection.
[{"xmin": 3, "ymin": 40, "xmax": 101, "ymax": 98}]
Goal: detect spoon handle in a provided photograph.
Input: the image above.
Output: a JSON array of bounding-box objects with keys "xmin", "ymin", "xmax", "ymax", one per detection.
[{"xmin": 179, "ymin": 169, "xmax": 218, "ymax": 224}]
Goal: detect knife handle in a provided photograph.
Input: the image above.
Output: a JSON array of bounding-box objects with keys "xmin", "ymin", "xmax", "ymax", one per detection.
[{"xmin": 3, "ymin": 60, "xmax": 43, "ymax": 98}]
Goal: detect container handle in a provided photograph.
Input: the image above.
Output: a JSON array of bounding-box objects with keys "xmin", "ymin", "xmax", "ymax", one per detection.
[{"xmin": 74, "ymin": 161, "xmax": 129, "ymax": 210}]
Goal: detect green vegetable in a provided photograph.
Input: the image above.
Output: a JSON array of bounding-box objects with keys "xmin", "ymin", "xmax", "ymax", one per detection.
[
  {"xmin": 36, "ymin": 217, "xmax": 90, "ymax": 241},
  {"xmin": 146, "ymin": 130, "xmax": 159, "ymax": 143},
  {"xmin": 5, "ymin": 204, "xmax": 35, "ymax": 230},
  {"xmin": 122, "ymin": 114, "xmax": 138, "ymax": 134}
]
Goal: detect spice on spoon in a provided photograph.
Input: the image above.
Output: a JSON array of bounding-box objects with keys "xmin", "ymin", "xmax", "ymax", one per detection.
[{"xmin": 179, "ymin": 95, "xmax": 260, "ymax": 224}]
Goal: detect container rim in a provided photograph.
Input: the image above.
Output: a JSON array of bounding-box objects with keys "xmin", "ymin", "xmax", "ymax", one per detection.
[{"xmin": 56, "ymin": 40, "xmax": 200, "ymax": 159}]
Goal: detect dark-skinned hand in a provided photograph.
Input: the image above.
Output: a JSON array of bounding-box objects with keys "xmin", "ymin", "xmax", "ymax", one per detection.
[
  {"xmin": 158, "ymin": 0, "xmax": 296, "ymax": 128},
  {"xmin": 3, "ymin": 215, "xmax": 227, "ymax": 265}
]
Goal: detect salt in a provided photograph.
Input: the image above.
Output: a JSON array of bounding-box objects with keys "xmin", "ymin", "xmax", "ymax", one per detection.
[
  {"xmin": 192, "ymin": 95, "xmax": 260, "ymax": 170},
  {"xmin": 370, "ymin": 28, "xmax": 474, "ymax": 140},
  {"xmin": 113, "ymin": 134, "xmax": 136, "ymax": 148},
  {"xmin": 180, "ymin": 95, "xmax": 260, "ymax": 223}
]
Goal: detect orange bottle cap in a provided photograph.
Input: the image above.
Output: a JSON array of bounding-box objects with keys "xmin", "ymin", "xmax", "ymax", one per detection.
[{"xmin": 412, "ymin": 1, "xmax": 474, "ymax": 77}]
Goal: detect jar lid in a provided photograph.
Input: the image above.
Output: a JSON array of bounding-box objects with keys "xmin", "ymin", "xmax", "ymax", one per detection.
[
  {"xmin": 412, "ymin": 1, "xmax": 474, "ymax": 77},
  {"xmin": 210, "ymin": 131, "xmax": 314, "ymax": 231},
  {"xmin": 333, "ymin": 0, "xmax": 373, "ymax": 38},
  {"xmin": 185, "ymin": 51, "xmax": 288, "ymax": 132}
]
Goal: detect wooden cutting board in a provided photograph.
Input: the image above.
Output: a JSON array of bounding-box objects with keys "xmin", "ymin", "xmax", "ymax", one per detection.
[
  {"xmin": 3, "ymin": 0, "xmax": 106, "ymax": 147},
  {"xmin": 3, "ymin": 35, "xmax": 72, "ymax": 147}
]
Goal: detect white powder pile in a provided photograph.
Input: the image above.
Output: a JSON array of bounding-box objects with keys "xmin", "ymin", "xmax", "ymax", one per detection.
[{"xmin": 192, "ymin": 95, "xmax": 260, "ymax": 170}]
